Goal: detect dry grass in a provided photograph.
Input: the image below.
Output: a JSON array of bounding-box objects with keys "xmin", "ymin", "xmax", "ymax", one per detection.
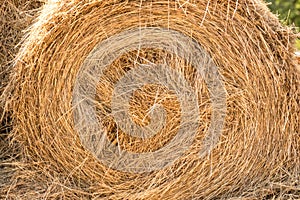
[
  {"xmin": 0, "ymin": 0, "xmax": 43, "ymax": 197},
  {"xmin": 0, "ymin": 0, "xmax": 44, "ymax": 148},
  {"xmin": 0, "ymin": 0, "xmax": 43, "ymax": 112},
  {"xmin": 1, "ymin": 0, "xmax": 299, "ymax": 199}
]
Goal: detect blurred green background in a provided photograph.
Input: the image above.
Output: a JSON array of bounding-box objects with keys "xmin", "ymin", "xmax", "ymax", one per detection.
[{"xmin": 266, "ymin": 0, "xmax": 300, "ymax": 50}]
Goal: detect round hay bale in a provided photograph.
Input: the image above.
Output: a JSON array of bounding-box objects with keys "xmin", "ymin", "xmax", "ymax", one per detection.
[{"xmin": 3, "ymin": 0, "xmax": 299, "ymax": 199}]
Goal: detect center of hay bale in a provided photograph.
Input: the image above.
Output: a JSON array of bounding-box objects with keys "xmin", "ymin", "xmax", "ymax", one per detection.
[
  {"xmin": 95, "ymin": 49, "xmax": 187, "ymax": 153},
  {"xmin": 94, "ymin": 47, "xmax": 214, "ymax": 155},
  {"xmin": 100, "ymin": 83, "xmax": 182, "ymax": 153}
]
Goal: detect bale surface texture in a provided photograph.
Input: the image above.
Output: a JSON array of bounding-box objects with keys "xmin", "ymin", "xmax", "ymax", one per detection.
[{"xmin": 1, "ymin": 0, "xmax": 299, "ymax": 199}]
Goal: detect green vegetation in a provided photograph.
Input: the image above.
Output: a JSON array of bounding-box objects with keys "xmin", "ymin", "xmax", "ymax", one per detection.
[
  {"xmin": 296, "ymin": 38, "xmax": 300, "ymax": 50},
  {"xmin": 266, "ymin": 0, "xmax": 300, "ymax": 50}
]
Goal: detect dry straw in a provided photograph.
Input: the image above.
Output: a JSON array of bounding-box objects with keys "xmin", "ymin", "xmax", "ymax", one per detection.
[
  {"xmin": 0, "ymin": 0, "xmax": 43, "ymax": 121},
  {"xmin": 1, "ymin": 0, "xmax": 299, "ymax": 199},
  {"xmin": 0, "ymin": 0, "xmax": 43, "ymax": 194}
]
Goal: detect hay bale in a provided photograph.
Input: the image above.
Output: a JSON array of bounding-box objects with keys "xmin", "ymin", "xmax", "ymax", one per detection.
[{"xmin": 2, "ymin": 0, "xmax": 299, "ymax": 199}]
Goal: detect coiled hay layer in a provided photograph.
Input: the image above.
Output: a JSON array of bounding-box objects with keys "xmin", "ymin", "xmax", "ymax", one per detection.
[{"xmin": 2, "ymin": 0, "xmax": 300, "ymax": 199}]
